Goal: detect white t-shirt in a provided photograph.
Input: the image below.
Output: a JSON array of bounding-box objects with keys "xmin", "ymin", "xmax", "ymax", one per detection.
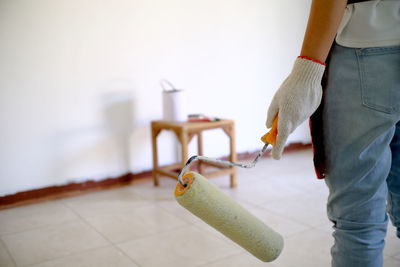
[{"xmin": 335, "ymin": 0, "xmax": 400, "ymax": 48}]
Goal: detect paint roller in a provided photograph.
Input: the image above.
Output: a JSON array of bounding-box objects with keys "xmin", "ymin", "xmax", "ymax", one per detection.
[{"xmin": 174, "ymin": 116, "xmax": 283, "ymax": 262}]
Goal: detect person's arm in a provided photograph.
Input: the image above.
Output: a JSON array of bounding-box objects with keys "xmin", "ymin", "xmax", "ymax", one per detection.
[
  {"xmin": 301, "ymin": 0, "xmax": 347, "ymax": 63},
  {"xmin": 266, "ymin": 0, "xmax": 347, "ymax": 160}
]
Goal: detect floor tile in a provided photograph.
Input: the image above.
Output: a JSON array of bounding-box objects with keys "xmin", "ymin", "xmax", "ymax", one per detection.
[
  {"xmin": 261, "ymin": 192, "xmax": 330, "ymax": 228},
  {"xmin": 220, "ymin": 179, "xmax": 305, "ymax": 206},
  {"xmin": 0, "ymin": 201, "xmax": 78, "ymax": 235},
  {"xmin": 395, "ymin": 253, "xmax": 400, "ymax": 260},
  {"xmin": 315, "ymin": 221, "xmax": 334, "ymax": 234},
  {"xmin": 63, "ymin": 187, "xmax": 148, "ymax": 215},
  {"xmin": 244, "ymin": 205, "xmax": 311, "ymax": 238},
  {"xmin": 200, "ymin": 252, "xmax": 280, "ymax": 267},
  {"xmin": 118, "ymin": 225, "xmax": 242, "ymax": 267},
  {"xmin": 63, "ymin": 187, "xmax": 188, "ymax": 243},
  {"xmin": 127, "ymin": 178, "xmax": 177, "ymax": 201},
  {"xmin": 78, "ymin": 203, "xmax": 188, "ymax": 243},
  {"xmin": 384, "ymin": 255, "xmax": 400, "ymax": 267},
  {"xmin": 0, "ymin": 239, "xmax": 15, "ymax": 267},
  {"xmin": 29, "ymin": 246, "xmax": 138, "ymax": 267},
  {"xmin": 384, "ymin": 226, "xmax": 400, "ymax": 257},
  {"xmin": 219, "ymin": 157, "xmax": 328, "ymax": 209},
  {"xmin": 2, "ymin": 221, "xmax": 109, "ymax": 266},
  {"xmin": 272, "ymin": 228, "xmax": 333, "ymax": 267},
  {"xmin": 157, "ymin": 199, "xmax": 202, "ymax": 224}
]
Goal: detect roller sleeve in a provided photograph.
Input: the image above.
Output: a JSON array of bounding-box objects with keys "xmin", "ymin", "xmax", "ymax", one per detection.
[{"xmin": 175, "ymin": 172, "xmax": 284, "ymax": 262}]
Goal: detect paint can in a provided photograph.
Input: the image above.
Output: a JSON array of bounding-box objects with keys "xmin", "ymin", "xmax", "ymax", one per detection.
[{"xmin": 161, "ymin": 80, "xmax": 187, "ymax": 122}]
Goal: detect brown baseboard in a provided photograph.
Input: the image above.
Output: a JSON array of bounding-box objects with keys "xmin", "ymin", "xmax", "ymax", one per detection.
[
  {"xmin": 0, "ymin": 172, "xmax": 152, "ymax": 210},
  {"xmin": 0, "ymin": 142, "xmax": 311, "ymax": 210}
]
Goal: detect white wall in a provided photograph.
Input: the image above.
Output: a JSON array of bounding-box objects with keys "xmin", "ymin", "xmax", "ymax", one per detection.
[{"xmin": 0, "ymin": 0, "xmax": 312, "ymax": 196}]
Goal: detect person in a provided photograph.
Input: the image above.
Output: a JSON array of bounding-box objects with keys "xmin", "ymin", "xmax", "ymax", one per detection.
[{"xmin": 266, "ymin": 0, "xmax": 400, "ymax": 266}]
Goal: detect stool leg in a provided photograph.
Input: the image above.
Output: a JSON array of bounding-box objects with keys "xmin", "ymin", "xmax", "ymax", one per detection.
[
  {"xmin": 197, "ymin": 132, "xmax": 203, "ymax": 174},
  {"xmin": 152, "ymin": 128, "xmax": 160, "ymax": 186},
  {"xmin": 229, "ymin": 125, "xmax": 237, "ymax": 188},
  {"xmin": 181, "ymin": 130, "xmax": 189, "ymax": 172}
]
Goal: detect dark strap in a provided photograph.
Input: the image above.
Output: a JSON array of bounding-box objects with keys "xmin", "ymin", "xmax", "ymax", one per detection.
[{"xmin": 347, "ymin": 0, "xmax": 372, "ymax": 4}]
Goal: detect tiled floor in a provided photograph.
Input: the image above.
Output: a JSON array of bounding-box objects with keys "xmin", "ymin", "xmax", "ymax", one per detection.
[{"xmin": 1, "ymin": 149, "xmax": 399, "ymax": 267}]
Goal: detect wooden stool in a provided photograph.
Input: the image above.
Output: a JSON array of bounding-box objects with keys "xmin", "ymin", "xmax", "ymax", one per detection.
[{"xmin": 151, "ymin": 119, "xmax": 237, "ymax": 187}]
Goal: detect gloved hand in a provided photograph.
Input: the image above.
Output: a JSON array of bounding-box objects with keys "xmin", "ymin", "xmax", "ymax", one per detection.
[{"xmin": 266, "ymin": 56, "xmax": 325, "ymax": 160}]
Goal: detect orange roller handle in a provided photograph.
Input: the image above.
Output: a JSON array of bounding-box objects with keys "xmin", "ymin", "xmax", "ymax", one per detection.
[{"xmin": 261, "ymin": 115, "xmax": 278, "ymax": 146}]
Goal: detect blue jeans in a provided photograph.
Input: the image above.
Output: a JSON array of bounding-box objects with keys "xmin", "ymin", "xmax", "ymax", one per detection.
[{"xmin": 322, "ymin": 43, "xmax": 400, "ymax": 267}]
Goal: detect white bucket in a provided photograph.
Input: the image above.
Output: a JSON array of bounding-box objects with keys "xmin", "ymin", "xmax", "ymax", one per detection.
[{"xmin": 161, "ymin": 80, "xmax": 187, "ymax": 122}]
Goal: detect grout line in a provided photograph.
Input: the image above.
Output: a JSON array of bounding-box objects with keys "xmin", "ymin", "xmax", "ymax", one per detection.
[
  {"xmin": 60, "ymin": 200, "xmax": 207, "ymax": 266},
  {"xmin": 0, "ymin": 201, "xmax": 84, "ymax": 237},
  {"xmin": 196, "ymin": 251, "xmax": 246, "ymax": 267},
  {"xmin": 390, "ymin": 255, "xmax": 400, "ymax": 262},
  {"xmin": 251, "ymin": 204, "xmax": 315, "ymax": 230},
  {"xmin": 2, "ymin": 219, "xmax": 110, "ymax": 266},
  {"xmin": 0, "ymin": 217, "xmax": 82, "ymax": 238},
  {"xmin": 22, "ymin": 244, "xmax": 112, "ymax": 267},
  {"xmin": 0, "ymin": 237, "xmax": 18, "ymax": 267},
  {"xmin": 11, "ymin": 216, "xmax": 115, "ymax": 267},
  {"xmin": 154, "ymin": 202, "xmax": 198, "ymax": 225},
  {"xmin": 60, "ymin": 201, "xmax": 143, "ymax": 267},
  {"xmin": 114, "ymin": 223, "xmax": 197, "ymax": 247}
]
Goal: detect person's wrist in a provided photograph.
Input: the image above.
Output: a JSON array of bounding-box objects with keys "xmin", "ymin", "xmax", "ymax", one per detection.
[
  {"xmin": 297, "ymin": 56, "xmax": 326, "ymax": 66},
  {"xmin": 292, "ymin": 57, "xmax": 326, "ymax": 84}
]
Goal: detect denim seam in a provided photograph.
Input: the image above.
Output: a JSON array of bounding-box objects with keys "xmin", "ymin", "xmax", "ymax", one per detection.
[
  {"xmin": 359, "ymin": 46, "xmax": 400, "ymax": 56},
  {"xmin": 387, "ymin": 187, "xmax": 398, "ymax": 227},
  {"xmin": 355, "ymin": 50, "xmax": 366, "ymax": 109},
  {"xmin": 356, "ymin": 50, "xmax": 394, "ymax": 114},
  {"xmin": 387, "ymin": 171, "xmax": 400, "ymax": 227}
]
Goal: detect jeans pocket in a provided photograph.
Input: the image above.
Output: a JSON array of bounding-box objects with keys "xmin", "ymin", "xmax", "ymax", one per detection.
[{"xmin": 357, "ymin": 46, "xmax": 400, "ymax": 114}]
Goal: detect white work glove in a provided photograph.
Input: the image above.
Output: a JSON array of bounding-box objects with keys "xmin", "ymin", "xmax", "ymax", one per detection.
[{"xmin": 266, "ymin": 57, "xmax": 325, "ymax": 160}]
